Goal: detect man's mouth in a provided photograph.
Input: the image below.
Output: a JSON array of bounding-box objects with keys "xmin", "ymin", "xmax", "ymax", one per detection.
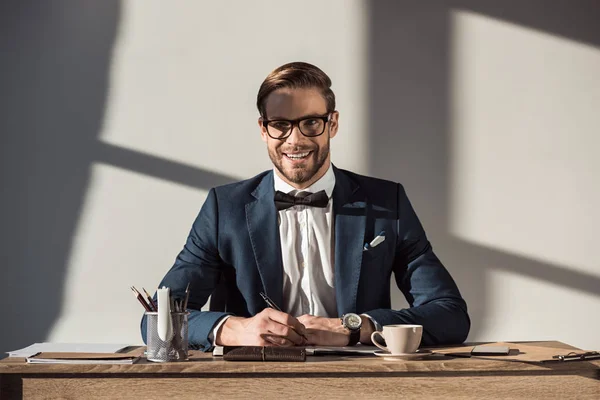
[{"xmin": 284, "ymin": 151, "xmax": 312, "ymax": 161}]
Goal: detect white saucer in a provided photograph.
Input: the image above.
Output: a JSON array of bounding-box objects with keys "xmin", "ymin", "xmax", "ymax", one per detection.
[{"xmin": 374, "ymin": 349, "xmax": 433, "ymax": 360}]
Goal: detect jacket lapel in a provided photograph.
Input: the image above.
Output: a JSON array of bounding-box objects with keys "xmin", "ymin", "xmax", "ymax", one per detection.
[
  {"xmin": 245, "ymin": 172, "xmax": 284, "ymax": 309},
  {"xmin": 332, "ymin": 166, "xmax": 367, "ymax": 316}
]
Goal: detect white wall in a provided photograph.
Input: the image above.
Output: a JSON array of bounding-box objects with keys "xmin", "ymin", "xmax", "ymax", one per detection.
[
  {"xmin": 46, "ymin": 0, "xmax": 369, "ymax": 345},
  {"xmin": 2, "ymin": 0, "xmax": 598, "ymax": 353},
  {"xmin": 450, "ymin": 10, "xmax": 600, "ymax": 349}
]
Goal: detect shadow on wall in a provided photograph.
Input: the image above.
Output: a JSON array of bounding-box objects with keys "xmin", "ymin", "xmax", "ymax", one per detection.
[
  {"xmin": 1, "ymin": 0, "xmax": 598, "ymax": 355},
  {"xmin": 0, "ymin": 0, "xmax": 121, "ymax": 355},
  {"xmin": 0, "ymin": 0, "xmax": 236, "ymax": 355},
  {"xmin": 367, "ymin": 0, "xmax": 600, "ymax": 339}
]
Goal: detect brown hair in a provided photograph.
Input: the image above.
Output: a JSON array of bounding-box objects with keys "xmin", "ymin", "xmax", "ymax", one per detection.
[{"xmin": 256, "ymin": 62, "xmax": 336, "ymax": 118}]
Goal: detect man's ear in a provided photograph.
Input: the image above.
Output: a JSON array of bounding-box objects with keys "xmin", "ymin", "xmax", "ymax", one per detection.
[
  {"xmin": 329, "ymin": 111, "xmax": 339, "ymax": 139},
  {"xmin": 258, "ymin": 117, "xmax": 268, "ymax": 143}
]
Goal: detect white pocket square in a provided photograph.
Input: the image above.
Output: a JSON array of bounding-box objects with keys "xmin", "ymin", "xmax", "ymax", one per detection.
[{"xmin": 363, "ymin": 231, "xmax": 386, "ymax": 251}]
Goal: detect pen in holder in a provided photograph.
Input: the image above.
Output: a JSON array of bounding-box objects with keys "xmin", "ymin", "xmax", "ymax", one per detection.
[{"xmin": 145, "ymin": 311, "xmax": 189, "ymax": 362}]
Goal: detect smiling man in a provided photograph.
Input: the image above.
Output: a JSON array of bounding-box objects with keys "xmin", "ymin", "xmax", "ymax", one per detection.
[
  {"xmin": 141, "ymin": 62, "xmax": 470, "ymax": 350},
  {"xmin": 260, "ymin": 86, "xmax": 335, "ymax": 188}
]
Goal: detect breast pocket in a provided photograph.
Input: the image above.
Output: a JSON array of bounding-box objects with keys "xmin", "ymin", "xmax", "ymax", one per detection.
[{"xmin": 362, "ymin": 241, "xmax": 390, "ymax": 264}]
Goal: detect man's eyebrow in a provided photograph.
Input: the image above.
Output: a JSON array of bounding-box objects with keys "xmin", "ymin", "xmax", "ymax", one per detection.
[{"xmin": 266, "ymin": 113, "xmax": 327, "ymax": 120}]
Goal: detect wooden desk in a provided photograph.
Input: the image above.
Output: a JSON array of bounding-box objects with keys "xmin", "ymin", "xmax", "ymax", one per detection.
[{"xmin": 1, "ymin": 341, "xmax": 598, "ymax": 399}]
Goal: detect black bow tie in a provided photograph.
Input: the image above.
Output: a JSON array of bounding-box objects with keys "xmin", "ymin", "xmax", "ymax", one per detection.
[{"xmin": 274, "ymin": 190, "xmax": 329, "ymax": 211}]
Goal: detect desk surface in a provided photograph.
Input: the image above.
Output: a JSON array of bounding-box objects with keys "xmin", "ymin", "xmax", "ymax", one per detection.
[{"xmin": 1, "ymin": 341, "xmax": 599, "ymax": 399}]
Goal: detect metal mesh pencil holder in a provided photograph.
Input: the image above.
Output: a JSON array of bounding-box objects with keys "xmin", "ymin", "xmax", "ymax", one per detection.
[{"xmin": 145, "ymin": 311, "xmax": 189, "ymax": 362}]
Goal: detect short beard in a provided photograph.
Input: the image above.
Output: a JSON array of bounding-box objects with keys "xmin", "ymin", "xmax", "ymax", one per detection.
[{"xmin": 270, "ymin": 136, "xmax": 330, "ymax": 185}]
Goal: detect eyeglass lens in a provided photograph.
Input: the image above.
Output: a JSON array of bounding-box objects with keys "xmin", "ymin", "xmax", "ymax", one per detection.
[{"xmin": 267, "ymin": 118, "xmax": 325, "ymax": 138}]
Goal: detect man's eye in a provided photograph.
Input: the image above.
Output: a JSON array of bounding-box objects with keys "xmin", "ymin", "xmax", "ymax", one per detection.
[
  {"xmin": 271, "ymin": 122, "xmax": 290, "ymax": 130},
  {"xmin": 304, "ymin": 119, "xmax": 318, "ymax": 126}
]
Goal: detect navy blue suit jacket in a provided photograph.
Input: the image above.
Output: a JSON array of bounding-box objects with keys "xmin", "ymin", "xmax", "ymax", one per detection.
[{"xmin": 141, "ymin": 166, "xmax": 470, "ymax": 351}]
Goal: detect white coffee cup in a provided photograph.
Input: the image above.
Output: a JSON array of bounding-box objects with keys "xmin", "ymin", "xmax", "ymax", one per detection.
[{"xmin": 370, "ymin": 324, "xmax": 423, "ymax": 354}]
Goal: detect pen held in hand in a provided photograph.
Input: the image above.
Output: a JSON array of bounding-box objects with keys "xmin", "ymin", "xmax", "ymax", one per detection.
[
  {"xmin": 259, "ymin": 292, "xmax": 307, "ymax": 342},
  {"xmin": 259, "ymin": 292, "xmax": 282, "ymax": 311}
]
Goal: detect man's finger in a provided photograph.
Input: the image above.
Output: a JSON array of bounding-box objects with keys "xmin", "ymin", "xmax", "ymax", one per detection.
[
  {"xmin": 262, "ymin": 334, "xmax": 293, "ymax": 347},
  {"xmin": 265, "ymin": 320, "xmax": 305, "ymax": 345},
  {"xmin": 297, "ymin": 314, "xmax": 313, "ymax": 325},
  {"xmin": 265, "ymin": 309, "xmax": 307, "ymax": 336}
]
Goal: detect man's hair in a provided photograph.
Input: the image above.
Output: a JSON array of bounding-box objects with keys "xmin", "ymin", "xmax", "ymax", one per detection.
[{"xmin": 256, "ymin": 62, "xmax": 336, "ymax": 118}]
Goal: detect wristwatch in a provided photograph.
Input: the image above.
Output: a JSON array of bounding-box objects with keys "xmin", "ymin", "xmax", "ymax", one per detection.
[{"xmin": 341, "ymin": 313, "xmax": 362, "ymax": 346}]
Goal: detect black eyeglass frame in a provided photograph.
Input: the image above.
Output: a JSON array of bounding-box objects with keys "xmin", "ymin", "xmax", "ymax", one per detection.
[{"xmin": 262, "ymin": 113, "xmax": 332, "ymax": 140}]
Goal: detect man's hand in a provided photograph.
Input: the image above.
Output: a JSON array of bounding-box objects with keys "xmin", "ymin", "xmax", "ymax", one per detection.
[
  {"xmin": 215, "ymin": 308, "xmax": 307, "ymax": 346},
  {"xmin": 298, "ymin": 315, "xmax": 375, "ymax": 346},
  {"xmin": 297, "ymin": 315, "xmax": 349, "ymax": 346}
]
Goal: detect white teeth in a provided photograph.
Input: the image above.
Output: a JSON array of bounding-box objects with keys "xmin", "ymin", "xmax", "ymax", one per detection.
[{"xmin": 286, "ymin": 152, "xmax": 310, "ymax": 160}]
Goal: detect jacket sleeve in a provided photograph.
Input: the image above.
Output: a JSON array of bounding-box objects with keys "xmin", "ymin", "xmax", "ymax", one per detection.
[
  {"xmin": 140, "ymin": 188, "xmax": 232, "ymax": 351},
  {"xmin": 365, "ymin": 184, "xmax": 470, "ymax": 345}
]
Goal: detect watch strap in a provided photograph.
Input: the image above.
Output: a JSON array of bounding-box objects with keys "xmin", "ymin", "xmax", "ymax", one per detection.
[{"xmin": 347, "ymin": 329, "xmax": 360, "ymax": 346}]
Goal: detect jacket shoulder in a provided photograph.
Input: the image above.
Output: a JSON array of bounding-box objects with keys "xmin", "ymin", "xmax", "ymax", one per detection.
[
  {"xmin": 337, "ymin": 168, "xmax": 401, "ymax": 193},
  {"xmin": 211, "ymin": 170, "xmax": 271, "ymax": 200}
]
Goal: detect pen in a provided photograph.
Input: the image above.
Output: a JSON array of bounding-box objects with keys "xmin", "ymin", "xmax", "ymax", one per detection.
[
  {"xmin": 259, "ymin": 292, "xmax": 307, "ymax": 342},
  {"xmin": 183, "ymin": 282, "xmax": 190, "ymax": 311},
  {"xmin": 259, "ymin": 292, "xmax": 282, "ymax": 311},
  {"xmin": 169, "ymin": 290, "xmax": 175, "ymax": 312}
]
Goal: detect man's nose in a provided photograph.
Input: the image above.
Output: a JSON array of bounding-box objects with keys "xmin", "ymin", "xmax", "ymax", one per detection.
[{"xmin": 284, "ymin": 124, "xmax": 303, "ymax": 145}]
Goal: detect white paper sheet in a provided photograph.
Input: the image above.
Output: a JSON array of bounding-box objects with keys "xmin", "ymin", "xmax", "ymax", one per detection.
[{"xmin": 7, "ymin": 343, "xmax": 131, "ymax": 358}]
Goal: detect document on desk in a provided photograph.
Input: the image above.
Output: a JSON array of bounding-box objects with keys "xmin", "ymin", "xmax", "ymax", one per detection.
[
  {"xmin": 26, "ymin": 352, "xmax": 141, "ymax": 365},
  {"xmin": 7, "ymin": 343, "xmax": 132, "ymax": 358},
  {"xmin": 213, "ymin": 345, "xmax": 378, "ymax": 357}
]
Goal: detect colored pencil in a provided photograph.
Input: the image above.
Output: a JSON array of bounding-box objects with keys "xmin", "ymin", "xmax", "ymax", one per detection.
[
  {"xmin": 142, "ymin": 287, "xmax": 157, "ymax": 311},
  {"xmin": 131, "ymin": 286, "xmax": 152, "ymax": 312}
]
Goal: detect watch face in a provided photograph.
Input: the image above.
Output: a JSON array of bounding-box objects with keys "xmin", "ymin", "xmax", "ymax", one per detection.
[{"xmin": 344, "ymin": 313, "xmax": 362, "ymax": 330}]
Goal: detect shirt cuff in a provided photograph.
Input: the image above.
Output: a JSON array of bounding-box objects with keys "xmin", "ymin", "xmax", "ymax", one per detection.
[
  {"xmin": 208, "ymin": 315, "xmax": 231, "ymax": 345},
  {"xmin": 361, "ymin": 313, "xmax": 382, "ymax": 332}
]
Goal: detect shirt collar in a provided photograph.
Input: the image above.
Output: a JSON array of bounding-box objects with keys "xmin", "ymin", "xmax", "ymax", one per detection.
[{"xmin": 273, "ymin": 163, "xmax": 336, "ymax": 198}]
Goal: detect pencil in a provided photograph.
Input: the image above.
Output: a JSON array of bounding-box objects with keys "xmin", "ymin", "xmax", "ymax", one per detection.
[
  {"xmin": 142, "ymin": 287, "xmax": 157, "ymax": 311},
  {"xmin": 131, "ymin": 286, "xmax": 152, "ymax": 312}
]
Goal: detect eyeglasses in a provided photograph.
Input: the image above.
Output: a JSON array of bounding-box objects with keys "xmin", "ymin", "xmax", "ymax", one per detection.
[
  {"xmin": 262, "ymin": 114, "xmax": 331, "ymax": 140},
  {"xmin": 552, "ymin": 351, "xmax": 600, "ymax": 361}
]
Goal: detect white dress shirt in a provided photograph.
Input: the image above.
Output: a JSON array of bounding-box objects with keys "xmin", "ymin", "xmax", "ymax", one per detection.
[
  {"xmin": 271, "ymin": 166, "xmax": 381, "ymax": 334},
  {"xmin": 274, "ymin": 164, "xmax": 337, "ymax": 317}
]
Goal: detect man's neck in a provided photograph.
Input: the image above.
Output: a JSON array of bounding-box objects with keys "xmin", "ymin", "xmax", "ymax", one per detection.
[{"xmin": 275, "ymin": 161, "xmax": 331, "ymax": 190}]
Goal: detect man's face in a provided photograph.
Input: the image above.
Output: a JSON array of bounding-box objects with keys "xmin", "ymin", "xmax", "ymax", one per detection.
[{"xmin": 259, "ymin": 87, "xmax": 338, "ymax": 188}]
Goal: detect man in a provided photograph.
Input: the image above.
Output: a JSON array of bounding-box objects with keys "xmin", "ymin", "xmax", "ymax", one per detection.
[{"xmin": 141, "ymin": 62, "xmax": 470, "ymax": 351}]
